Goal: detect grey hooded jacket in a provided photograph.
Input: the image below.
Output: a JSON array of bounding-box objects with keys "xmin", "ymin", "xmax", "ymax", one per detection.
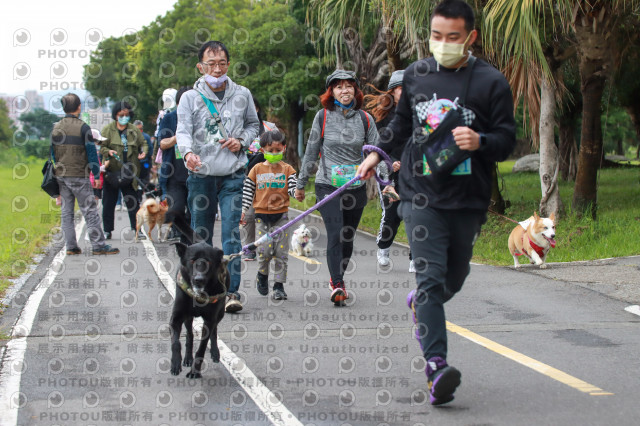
[{"xmin": 176, "ymin": 76, "xmax": 260, "ymax": 176}]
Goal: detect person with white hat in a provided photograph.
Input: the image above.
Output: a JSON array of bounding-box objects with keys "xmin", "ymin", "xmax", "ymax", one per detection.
[{"xmin": 51, "ymin": 93, "xmax": 119, "ymax": 256}]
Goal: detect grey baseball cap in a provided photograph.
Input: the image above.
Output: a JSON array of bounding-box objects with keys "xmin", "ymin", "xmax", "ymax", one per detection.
[
  {"xmin": 387, "ymin": 70, "xmax": 404, "ymax": 91},
  {"xmin": 325, "ymin": 69, "xmax": 358, "ymax": 89}
]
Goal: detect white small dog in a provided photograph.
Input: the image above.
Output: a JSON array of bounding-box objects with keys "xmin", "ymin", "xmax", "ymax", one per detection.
[{"xmin": 291, "ymin": 224, "xmax": 314, "ymax": 257}]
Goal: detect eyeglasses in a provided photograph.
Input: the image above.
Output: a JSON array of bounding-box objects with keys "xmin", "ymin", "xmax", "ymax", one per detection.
[{"xmin": 200, "ymin": 61, "xmax": 228, "ymax": 69}]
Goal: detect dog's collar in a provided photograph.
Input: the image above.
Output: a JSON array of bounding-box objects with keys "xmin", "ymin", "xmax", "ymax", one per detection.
[
  {"xmin": 176, "ymin": 271, "xmax": 227, "ymax": 304},
  {"xmin": 301, "ymin": 241, "xmax": 307, "ymax": 248}
]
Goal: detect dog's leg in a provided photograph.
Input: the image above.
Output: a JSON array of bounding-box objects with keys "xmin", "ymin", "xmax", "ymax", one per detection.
[
  {"xmin": 209, "ymin": 322, "xmax": 220, "ymax": 363},
  {"xmin": 530, "ymin": 251, "xmax": 545, "ymax": 268},
  {"xmin": 163, "ymin": 224, "xmax": 172, "ymax": 242},
  {"xmin": 187, "ymin": 320, "xmax": 212, "ymax": 378},
  {"xmin": 183, "ymin": 317, "xmax": 194, "ymax": 367},
  {"xmin": 148, "ymin": 222, "xmax": 155, "ymax": 242},
  {"xmin": 539, "ymin": 253, "xmax": 548, "ymax": 269},
  {"xmin": 169, "ymin": 313, "xmax": 183, "ymax": 376},
  {"xmin": 512, "ymin": 255, "xmax": 520, "ymax": 268}
]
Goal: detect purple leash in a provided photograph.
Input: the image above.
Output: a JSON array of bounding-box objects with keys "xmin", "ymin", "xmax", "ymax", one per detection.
[{"xmin": 240, "ymin": 145, "xmax": 393, "ymax": 255}]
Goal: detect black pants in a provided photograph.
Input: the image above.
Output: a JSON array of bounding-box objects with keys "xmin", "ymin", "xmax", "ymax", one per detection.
[
  {"xmin": 165, "ymin": 179, "xmax": 190, "ymax": 243},
  {"xmin": 377, "ymin": 194, "xmax": 402, "ymax": 250},
  {"xmin": 102, "ymin": 181, "xmax": 139, "ymax": 233},
  {"xmin": 315, "ymin": 183, "xmax": 367, "ymax": 284},
  {"xmin": 401, "ymin": 202, "xmax": 486, "ymax": 361}
]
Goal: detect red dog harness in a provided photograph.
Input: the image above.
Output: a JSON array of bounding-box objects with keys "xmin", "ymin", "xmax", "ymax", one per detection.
[{"xmin": 515, "ymin": 236, "xmax": 545, "ymax": 258}]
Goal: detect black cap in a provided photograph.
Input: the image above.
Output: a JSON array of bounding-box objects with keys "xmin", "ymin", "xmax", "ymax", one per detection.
[{"xmin": 325, "ymin": 69, "xmax": 358, "ymax": 89}]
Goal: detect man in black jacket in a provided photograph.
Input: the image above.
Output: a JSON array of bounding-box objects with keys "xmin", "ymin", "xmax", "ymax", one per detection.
[{"xmin": 359, "ymin": 0, "xmax": 516, "ymax": 405}]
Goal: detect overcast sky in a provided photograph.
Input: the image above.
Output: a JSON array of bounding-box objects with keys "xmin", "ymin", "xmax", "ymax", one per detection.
[{"xmin": 0, "ymin": 0, "xmax": 178, "ymax": 95}]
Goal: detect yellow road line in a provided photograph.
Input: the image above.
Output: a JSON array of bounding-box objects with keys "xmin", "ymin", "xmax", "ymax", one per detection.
[
  {"xmin": 288, "ymin": 251, "xmax": 321, "ymax": 265},
  {"xmin": 446, "ymin": 321, "xmax": 614, "ymax": 396}
]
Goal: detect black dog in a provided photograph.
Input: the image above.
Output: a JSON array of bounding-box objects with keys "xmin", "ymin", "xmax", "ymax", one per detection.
[{"xmin": 169, "ymin": 215, "xmax": 228, "ymax": 378}]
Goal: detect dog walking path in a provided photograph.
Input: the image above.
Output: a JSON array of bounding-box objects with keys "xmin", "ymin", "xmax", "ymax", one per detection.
[{"xmin": 1, "ymin": 209, "xmax": 640, "ymax": 425}]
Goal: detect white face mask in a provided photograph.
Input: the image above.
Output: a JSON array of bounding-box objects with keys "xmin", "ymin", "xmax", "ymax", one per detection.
[{"xmin": 429, "ymin": 33, "xmax": 472, "ymax": 68}]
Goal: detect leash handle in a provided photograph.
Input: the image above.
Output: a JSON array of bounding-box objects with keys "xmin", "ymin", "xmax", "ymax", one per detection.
[{"xmin": 361, "ymin": 144, "xmax": 393, "ymax": 186}]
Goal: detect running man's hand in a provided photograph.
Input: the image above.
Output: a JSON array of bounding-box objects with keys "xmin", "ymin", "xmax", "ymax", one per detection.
[{"xmin": 452, "ymin": 126, "xmax": 481, "ymax": 151}]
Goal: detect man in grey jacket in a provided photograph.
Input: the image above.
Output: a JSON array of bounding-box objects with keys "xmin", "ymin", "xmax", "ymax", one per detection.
[{"xmin": 177, "ymin": 40, "xmax": 260, "ymax": 313}]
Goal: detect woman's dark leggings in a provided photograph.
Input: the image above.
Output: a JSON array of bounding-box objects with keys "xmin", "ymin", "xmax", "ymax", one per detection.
[
  {"xmin": 102, "ymin": 182, "xmax": 139, "ymax": 232},
  {"xmin": 315, "ymin": 183, "xmax": 367, "ymax": 284}
]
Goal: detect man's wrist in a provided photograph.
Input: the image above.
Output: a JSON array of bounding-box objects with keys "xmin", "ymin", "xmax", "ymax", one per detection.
[{"xmin": 478, "ymin": 133, "xmax": 487, "ymax": 150}]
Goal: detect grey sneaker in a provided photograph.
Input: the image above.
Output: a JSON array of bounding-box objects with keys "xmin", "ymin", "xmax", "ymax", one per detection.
[
  {"xmin": 92, "ymin": 245, "xmax": 119, "ymax": 255},
  {"xmin": 225, "ymin": 293, "xmax": 243, "ymax": 313},
  {"xmin": 377, "ymin": 248, "xmax": 390, "ymax": 266},
  {"xmin": 272, "ymin": 283, "xmax": 287, "ymax": 300}
]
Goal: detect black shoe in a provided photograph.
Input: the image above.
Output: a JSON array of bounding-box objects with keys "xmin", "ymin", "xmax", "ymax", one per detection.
[
  {"xmin": 104, "ymin": 232, "xmax": 112, "ymax": 240},
  {"xmin": 427, "ymin": 357, "xmax": 461, "ymax": 406},
  {"xmin": 256, "ymin": 272, "xmax": 269, "ymax": 296},
  {"xmin": 66, "ymin": 247, "xmax": 82, "ymax": 255},
  {"xmin": 137, "ymin": 234, "xmax": 147, "ymax": 240},
  {"xmin": 272, "ymin": 283, "xmax": 287, "ymax": 300}
]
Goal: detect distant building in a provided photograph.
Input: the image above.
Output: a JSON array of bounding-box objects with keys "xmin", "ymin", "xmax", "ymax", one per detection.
[{"xmin": 24, "ymin": 90, "xmax": 45, "ymax": 111}]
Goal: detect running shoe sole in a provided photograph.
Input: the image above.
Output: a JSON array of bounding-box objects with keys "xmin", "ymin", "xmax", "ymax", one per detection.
[{"xmin": 428, "ymin": 366, "xmax": 461, "ymax": 406}]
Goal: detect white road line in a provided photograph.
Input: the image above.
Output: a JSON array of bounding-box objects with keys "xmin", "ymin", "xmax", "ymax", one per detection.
[
  {"xmin": 141, "ymin": 237, "xmax": 303, "ymax": 426},
  {"xmin": 0, "ymin": 218, "xmax": 84, "ymax": 426},
  {"xmin": 624, "ymin": 305, "xmax": 640, "ymax": 317}
]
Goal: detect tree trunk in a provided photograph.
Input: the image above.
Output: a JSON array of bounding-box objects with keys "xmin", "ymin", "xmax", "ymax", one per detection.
[
  {"xmin": 558, "ymin": 118, "xmax": 578, "ymax": 181},
  {"xmin": 490, "ymin": 164, "xmax": 506, "ymax": 214},
  {"xmin": 284, "ymin": 102, "xmax": 302, "ymax": 170},
  {"xmin": 571, "ymin": 2, "xmax": 612, "ymax": 219},
  {"xmin": 538, "ymin": 78, "xmax": 563, "ymax": 217},
  {"xmin": 572, "ymin": 68, "xmax": 605, "ymax": 219}
]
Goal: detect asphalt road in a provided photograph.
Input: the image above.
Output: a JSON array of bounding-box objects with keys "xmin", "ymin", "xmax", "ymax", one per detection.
[{"xmin": 1, "ymin": 208, "xmax": 639, "ymax": 426}]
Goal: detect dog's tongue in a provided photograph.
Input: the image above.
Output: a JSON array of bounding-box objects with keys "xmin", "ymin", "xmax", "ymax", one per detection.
[{"xmin": 548, "ymin": 237, "xmax": 556, "ymax": 248}]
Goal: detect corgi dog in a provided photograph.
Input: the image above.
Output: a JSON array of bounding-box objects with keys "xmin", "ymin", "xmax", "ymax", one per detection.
[
  {"xmin": 508, "ymin": 212, "xmax": 556, "ymax": 269},
  {"xmin": 135, "ymin": 199, "xmax": 170, "ymax": 242},
  {"xmin": 291, "ymin": 224, "xmax": 314, "ymax": 257}
]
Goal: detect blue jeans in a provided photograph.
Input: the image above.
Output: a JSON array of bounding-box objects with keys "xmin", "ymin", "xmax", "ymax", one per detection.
[{"xmin": 187, "ymin": 173, "xmax": 243, "ymax": 294}]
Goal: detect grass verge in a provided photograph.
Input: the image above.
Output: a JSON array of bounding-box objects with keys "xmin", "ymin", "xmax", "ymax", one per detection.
[{"xmin": 0, "ymin": 159, "xmax": 60, "ymax": 301}]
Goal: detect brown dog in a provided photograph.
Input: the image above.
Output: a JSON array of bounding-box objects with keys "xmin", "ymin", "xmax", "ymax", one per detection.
[
  {"xmin": 508, "ymin": 212, "xmax": 556, "ymax": 269},
  {"xmin": 135, "ymin": 199, "xmax": 171, "ymax": 242}
]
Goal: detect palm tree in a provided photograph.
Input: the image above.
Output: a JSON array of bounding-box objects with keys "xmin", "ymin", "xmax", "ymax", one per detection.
[
  {"xmin": 483, "ymin": 0, "xmax": 570, "ymax": 217},
  {"xmin": 484, "ymin": 0, "xmax": 640, "ymax": 219},
  {"xmin": 304, "ymin": 0, "xmax": 413, "ymax": 86}
]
